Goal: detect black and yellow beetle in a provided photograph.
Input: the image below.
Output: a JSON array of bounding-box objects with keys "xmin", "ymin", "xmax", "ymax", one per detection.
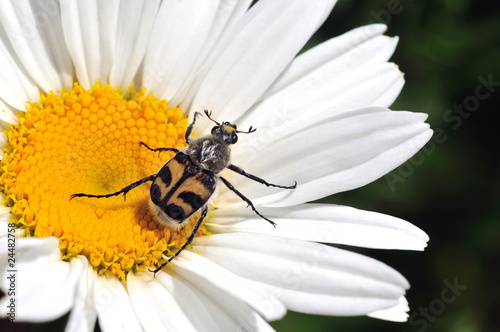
[{"xmin": 70, "ymin": 110, "xmax": 297, "ymax": 275}]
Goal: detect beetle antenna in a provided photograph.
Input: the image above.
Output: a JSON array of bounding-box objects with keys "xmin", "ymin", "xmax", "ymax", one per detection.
[
  {"xmin": 236, "ymin": 126, "xmax": 256, "ymax": 134},
  {"xmin": 204, "ymin": 109, "xmax": 220, "ymax": 125}
]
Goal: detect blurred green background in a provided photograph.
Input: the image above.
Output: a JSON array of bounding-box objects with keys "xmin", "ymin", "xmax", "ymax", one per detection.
[
  {"xmin": 1, "ymin": 0, "xmax": 498, "ymax": 331},
  {"xmin": 272, "ymin": 0, "xmax": 500, "ymax": 331}
]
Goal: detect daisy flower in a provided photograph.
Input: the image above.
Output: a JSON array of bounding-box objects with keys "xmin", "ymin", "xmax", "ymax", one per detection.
[{"xmin": 0, "ymin": 0, "xmax": 432, "ymax": 331}]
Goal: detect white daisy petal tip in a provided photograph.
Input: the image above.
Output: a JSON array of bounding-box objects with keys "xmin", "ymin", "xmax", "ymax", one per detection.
[
  {"xmin": 371, "ymin": 23, "xmax": 388, "ymax": 33},
  {"xmin": 192, "ymin": 233, "xmax": 412, "ymax": 317},
  {"xmin": 209, "ymin": 203, "xmax": 429, "ymax": 251},
  {"xmin": 393, "ymin": 62, "xmax": 402, "ymax": 72},
  {"xmin": 368, "ymin": 296, "xmax": 409, "ymax": 322}
]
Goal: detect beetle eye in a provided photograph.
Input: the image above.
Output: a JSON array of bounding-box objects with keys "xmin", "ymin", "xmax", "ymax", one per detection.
[
  {"xmin": 230, "ymin": 132, "xmax": 238, "ymax": 144},
  {"xmin": 211, "ymin": 126, "xmax": 220, "ymax": 135}
]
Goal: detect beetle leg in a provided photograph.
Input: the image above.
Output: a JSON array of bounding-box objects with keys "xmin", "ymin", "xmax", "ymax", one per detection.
[
  {"xmin": 150, "ymin": 205, "xmax": 208, "ymax": 277},
  {"xmin": 70, "ymin": 175, "xmax": 156, "ymax": 201},
  {"xmin": 185, "ymin": 111, "xmax": 203, "ymax": 144},
  {"xmin": 219, "ymin": 176, "xmax": 277, "ymax": 228},
  {"xmin": 140, "ymin": 142, "xmax": 179, "ymax": 156},
  {"xmin": 227, "ymin": 164, "xmax": 297, "ymax": 189}
]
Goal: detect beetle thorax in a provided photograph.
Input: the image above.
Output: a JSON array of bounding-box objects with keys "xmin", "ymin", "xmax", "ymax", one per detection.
[{"xmin": 186, "ymin": 136, "xmax": 231, "ymax": 174}]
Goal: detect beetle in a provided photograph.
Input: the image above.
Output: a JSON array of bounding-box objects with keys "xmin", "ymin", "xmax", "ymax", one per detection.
[{"xmin": 70, "ymin": 110, "xmax": 297, "ymax": 275}]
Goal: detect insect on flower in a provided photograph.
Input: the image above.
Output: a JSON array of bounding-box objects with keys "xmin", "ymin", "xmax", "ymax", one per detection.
[{"xmin": 70, "ymin": 110, "xmax": 297, "ymax": 275}]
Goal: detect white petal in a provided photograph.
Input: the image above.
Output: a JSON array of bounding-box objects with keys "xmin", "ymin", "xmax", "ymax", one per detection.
[
  {"xmin": 193, "ymin": 233, "xmax": 408, "ymax": 316},
  {"xmin": 142, "ymin": 0, "xmax": 219, "ymax": 101},
  {"xmin": 149, "ymin": 269, "xmax": 222, "ymax": 332},
  {"xmin": 60, "ymin": 0, "xmax": 100, "ymax": 89},
  {"xmin": 261, "ymin": 24, "xmax": 396, "ymax": 99},
  {"xmin": 253, "ymin": 280, "xmax": 401, "ymax": 317},
  {"xmin": 109, "ymin": 0, "xmax": 160, "ymax": 89},
  {"xmin": 198, "ymin": 0, "xmax": 253, "ymax": 54},
  {"xmin": 127, "ymin": 272, "xmax": 198, "ymax": 332},
  {"xmin": 238, "ymin": 63, "xmax": 404, "ymax": 137},
  {"xmin": 60, "ymin": 0, "xmax": 128, "ymax": 88},
  {"xmin": 29, "ymin": 0, "xmax": 74, "ymax": 88},
  {"xmin": 96, "ymin": 0, "xmax": 120, "ymax": 85},
  {"xmin": 65, "ymin": 263, "xmax": 97, "ymax": 332},
  {"xmin": 0, "ymin": 31, "xmax": 39, "ymax": 109},
  {"xmin": 0, "ymin": 221, "xmax": 25, "ymax": 238},
  {"xmin": 169, "ymin": 0, "xmax": 254, "ymax": 106},
  {"xmin": 0, "ymin": 0, "xmax": 73, "ymax": 92},
  {"xmin": 0, "ymin": 132, "xmax": 7, "ymax": 159},
  {"xmin": 0, "ymin": 237, "xmax": 60, "ymax": 283},
  {"xmin": 93, "ymin": 272, "xmax": 142, "ymax": 332},
  {"xmin": 171, "ymin": 257, "xmax": 276, "ymax": 332},
  {"xmin": 0, "ymin": 237, "xmax": 86, "ymax": 322},
  {"xmin": 0, "ymin": 99, "xmax": 19, "ymax": 126},
  {"xmin": 172, "ymin": 250, "xmax": 286, "ymax": 320},
  {"xmin": 165, "ymin": 271, "xmax": 265, "ymax": 332},
  {"xmin": 221, "ymin": 108, "xmax": 432, "ymax": 206},
  {"xmin": 208, "ymin": 203, "xmax": 429, "ymax": 250},
  {"xmin": 186, "ymin": 0, "xmax": 337, "ymax": 130},
  {"xmin": 0, "ymin": 204, "xmax": 12, "ymax": 225},
  {"xmin": 60, "ymin": 0, "xmax": 120, "ymax": 88},
  {"xmin": 368, "ymin": 296, "xmax": 409, "ymax": 322}
]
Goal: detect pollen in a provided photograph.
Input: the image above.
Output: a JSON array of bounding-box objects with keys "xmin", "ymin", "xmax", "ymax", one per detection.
[{"xmin": 0, "ymin": 82, "xmax": 208, "ymax": 282}]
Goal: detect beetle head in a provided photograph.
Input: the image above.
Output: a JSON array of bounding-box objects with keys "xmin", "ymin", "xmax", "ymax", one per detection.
[{"xmin": 204, "ymin": 109, "xmax": 256, "ymax": 145}]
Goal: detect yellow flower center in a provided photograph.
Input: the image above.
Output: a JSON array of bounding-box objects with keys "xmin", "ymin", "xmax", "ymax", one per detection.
[{"xmin": 0, "ymin": 82, "xmax": 208, "ymax": 281}]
